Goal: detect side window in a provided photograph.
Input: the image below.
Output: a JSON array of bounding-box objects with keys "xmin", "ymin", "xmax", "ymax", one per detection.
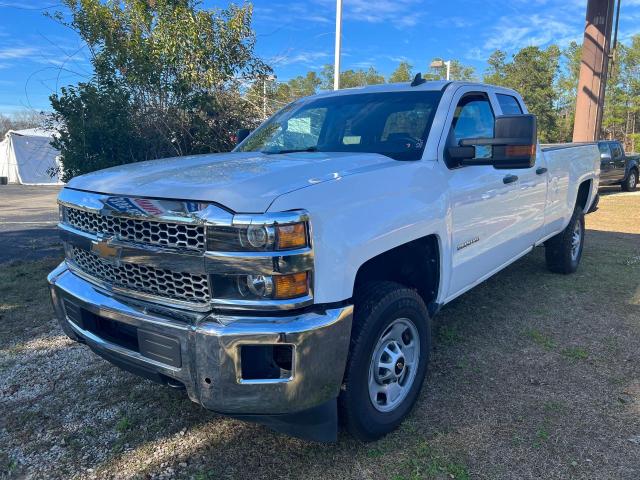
[
  {"xmin": 496, "ymin": 94, "xmax": 523, "ymax": 115},
  {"xmin": 448, "ymin": 94, "xmax": 495, "ymax": 161},
  {"xmin": 611, "ymin": 143, "xmax": 623, "ymax": 160}
]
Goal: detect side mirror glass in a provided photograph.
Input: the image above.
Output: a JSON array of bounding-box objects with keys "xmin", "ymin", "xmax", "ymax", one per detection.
[
  {"xmin": 449, "ymin": 114, "xmax": 537, "ymax": 169},
  {"xmin": 600, "ymin": 152, "xmax": 612, "ymax": 161},
  {"xmin": 236, "ymin": 128, "xmax": 252, "ymax": 146}
]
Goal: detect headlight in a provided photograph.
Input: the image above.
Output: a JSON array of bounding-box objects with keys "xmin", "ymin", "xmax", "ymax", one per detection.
[
  {"xmin": 212, "ymin": 271, "xmax": 310, "ymax": 301},
  {"xmin": 245, "ymin": 225, "xmax": 275, "ymax": 249},
  {"xmin": 206, "ymin": 211, "xmax": 312, "ymax": 307},
  {"xmin": 206, "ymin": 220, "xmax": 309, "ymax": 252}
]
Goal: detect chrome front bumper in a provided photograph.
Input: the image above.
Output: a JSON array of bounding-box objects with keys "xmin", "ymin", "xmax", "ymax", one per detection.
[{"xmin": 48, "ymin": 262, "xmax": 353, "ymax": 415}]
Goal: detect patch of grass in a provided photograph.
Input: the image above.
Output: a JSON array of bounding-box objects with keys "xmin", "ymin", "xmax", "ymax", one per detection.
[
  {"xmin": 393, "ymin": 441, "xmax": 470, "ymax": 480},
  {"xmin": 0, "ymin": 258, "xmax": 60, "ymax": 345},
  {"xmin": 532, "ymin": 427, "xmax": 551, "ymax": 448},
  {"xmin": 526, "ymin": 329, "xmax": 556, "ymax": 351},
  {"xmin": 561, "ymin": 346, "xmax": 589, "ymax": 360},
  {"xmin": 437, "ymin": 325, "xmax": 464, "ymax": 346},
  {"xmin": 366, "ymin": 448, "xmax": 384, "ymax": 458},
  {"xmin": 193, "ymin": 470, "xmax": 219, "ymax": 480},
  {"xmin": 115, "ymin": 416, "xmax": 132, "ymax": 433},
  {"xmin": 543, "ymin": 400, "xmax": 567, "ymax": 414},
  {"xmin": 4, "ymin": 458, "xmax": 18, "ymax": 474}
]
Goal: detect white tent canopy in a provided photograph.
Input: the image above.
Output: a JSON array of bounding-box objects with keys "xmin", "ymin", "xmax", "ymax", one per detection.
[{"xmin": 0, "ymin": 128, "xmax": 64, "ymax": 185}]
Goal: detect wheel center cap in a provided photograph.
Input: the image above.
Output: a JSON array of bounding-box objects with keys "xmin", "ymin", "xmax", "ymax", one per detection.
[{"xmin": 395, "ymin": 358, "xmax": 405, "ymax": 375}]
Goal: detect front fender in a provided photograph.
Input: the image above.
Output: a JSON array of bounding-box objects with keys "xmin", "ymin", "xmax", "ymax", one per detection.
[{"xmin": 267, "ymin": 161, "xmax": 450, "ymax": 304}]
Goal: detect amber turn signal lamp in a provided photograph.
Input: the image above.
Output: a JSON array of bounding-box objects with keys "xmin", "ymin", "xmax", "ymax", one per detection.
[
  {"xmin": 273, "ymin": 272, "xmax": 309, "ymax": 299},
  {"xmin": 505, "ymin": 144, "xmax": 535, "ymax": 157},
  {"xmin": 276, "ymin": 223, "xmax": 307, "ymax": 250}
]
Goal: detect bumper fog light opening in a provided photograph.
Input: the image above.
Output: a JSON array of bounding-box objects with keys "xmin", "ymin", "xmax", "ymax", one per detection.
[{"xmin": 240, "ymin": 344, "xmax": 294, "ymax": 381}]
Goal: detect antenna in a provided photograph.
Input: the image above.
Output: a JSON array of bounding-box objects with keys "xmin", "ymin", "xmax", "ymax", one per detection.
[{"xmin": 411, "ymin": 73, "xmax": 426, "ymax": 87}]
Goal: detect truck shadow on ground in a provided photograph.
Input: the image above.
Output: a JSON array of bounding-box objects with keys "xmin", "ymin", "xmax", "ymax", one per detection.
[
  {"xmin": 51, "ymin": 227, "xmax": 639, "ymax": 479},
  {"xmin": 0, "ymin": 226, "xmax": 61, "ymax": 263},
  {"xmin": 598, "ymin": 185, "xmax": 638, "ymax": 196}
]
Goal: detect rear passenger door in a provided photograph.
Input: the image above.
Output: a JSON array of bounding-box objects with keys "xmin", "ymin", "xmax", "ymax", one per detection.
[{"xmin": 494, "ymin": 93, "xmax": 547, "ymax": 249}]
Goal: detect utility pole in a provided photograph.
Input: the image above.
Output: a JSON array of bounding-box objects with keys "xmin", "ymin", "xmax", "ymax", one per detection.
[
  {"xmin": 263, "ymin": 79, "xmax": 267, "ymax": 119},
  {"xmin": 573, "ymin": 0, "xmax": 616, "ymax": 142},
  {"xmin": 334, "ymin": 0, "xmax": 342, "ymax": 90},
  {"xmin": 259, "ymin": 75, "xmax": 275, "ymax": 119},
  {"xmin": 444, "ymin": 60, "xmax": 451, "ymax": 81}
]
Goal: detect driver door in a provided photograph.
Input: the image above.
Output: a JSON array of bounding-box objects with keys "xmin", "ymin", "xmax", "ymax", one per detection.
[{"xmin": 443, "ymin": 90, "xmax": 526, "ymax": 299}]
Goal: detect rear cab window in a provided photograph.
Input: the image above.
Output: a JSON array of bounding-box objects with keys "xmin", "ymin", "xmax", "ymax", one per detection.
[
  {"xmin": 496, "ymin": 94, "xmax": 523, "ymax": 115},
  {"xmin": 598, "ymin": 143, "xmax": 611, "ymax": 156}
]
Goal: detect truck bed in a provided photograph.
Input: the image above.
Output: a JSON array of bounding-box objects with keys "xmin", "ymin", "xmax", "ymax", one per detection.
[{"xmin": 540, "ymin": 142, "xmax": 597, "ymax": 152}]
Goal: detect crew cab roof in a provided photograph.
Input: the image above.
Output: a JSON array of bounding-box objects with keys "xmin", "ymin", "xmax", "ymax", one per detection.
[{"xmin": 305, "ymin": 80, "xmax": 521, "ymax": 101}]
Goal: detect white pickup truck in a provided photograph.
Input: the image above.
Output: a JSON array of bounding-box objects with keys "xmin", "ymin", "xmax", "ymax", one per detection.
[{"xmin": 48, "ymin": 79, "xmax": 600, "ymax": 442}]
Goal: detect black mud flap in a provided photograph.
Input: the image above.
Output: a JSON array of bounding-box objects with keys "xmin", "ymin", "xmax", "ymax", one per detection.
[
  {"xmin": 587, "ymin": 193, "xmax": 600, "ymax": 214},
  {"xmin": 231, "ymin": 399, "xmax": 338, "ymax": 443}
]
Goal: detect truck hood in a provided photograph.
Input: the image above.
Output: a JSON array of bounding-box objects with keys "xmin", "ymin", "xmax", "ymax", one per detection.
[{"xmin": 66, "ymin": 151, "xmax": 398, "ymax": 212}]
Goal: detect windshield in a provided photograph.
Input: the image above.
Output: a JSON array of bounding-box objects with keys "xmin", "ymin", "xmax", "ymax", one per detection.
[{"xmin": 235, "ymin": 91, "xmax": 443, "ymax": 161}]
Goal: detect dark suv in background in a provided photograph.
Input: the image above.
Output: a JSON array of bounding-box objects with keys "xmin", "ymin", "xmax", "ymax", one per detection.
[{"xmin": 598, "ymin": 140, "xmax": 638, "ymax": 191}]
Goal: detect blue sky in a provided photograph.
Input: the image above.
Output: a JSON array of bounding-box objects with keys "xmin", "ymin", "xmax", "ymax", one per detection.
[{"xmin": 1, "ymin": 0, "xmax": 640, "ymax": 114}]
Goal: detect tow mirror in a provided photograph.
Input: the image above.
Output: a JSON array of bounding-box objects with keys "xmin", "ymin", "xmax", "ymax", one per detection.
[
  {"xmin": 448, "ymin": 114, "xmax": 537, "ymax": 169},
  {"xmin": 236, "ymin": 128, "xmax": 252, "ymax": 146}
]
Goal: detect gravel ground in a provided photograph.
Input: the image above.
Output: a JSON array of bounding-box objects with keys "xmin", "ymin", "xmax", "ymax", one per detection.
[{"xmin": 0, "ymin": 189, "xmax": 639, "ymax": 479}]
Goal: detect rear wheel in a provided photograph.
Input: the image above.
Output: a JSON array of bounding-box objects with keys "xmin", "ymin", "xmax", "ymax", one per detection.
[
  {"xmin": 622, "ymin": 169, "xmax": 638, "ymax": 192},
  {"xmin": 339, "ymin": 282, "xmax": 430, "ymax": 442},
  {"xmin": 545, "ymin": 205, "xmax": 585, "ymax": 274}
]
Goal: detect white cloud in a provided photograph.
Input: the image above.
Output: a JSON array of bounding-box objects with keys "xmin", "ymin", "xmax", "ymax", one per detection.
[
  {"xmin": 312, "ymin": 0, "xmax": 425, "ymax": 28},
  {"xmin": 253, "ymin": 4, "xmax": 333, "ymax": 27},
  {"xmin": 270, "ymin": 50, "xmax": 331, "ymax": 67},
  {"xmin": 0, "ymin": 46, "xmax": 38, "ymax": 60},
  {"xmin": 486, "ymin": 14, "xmax": 581, "ymax": 51}
]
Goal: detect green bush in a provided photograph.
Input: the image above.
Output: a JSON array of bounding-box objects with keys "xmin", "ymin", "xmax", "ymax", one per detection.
[{"xmin": 48, "ymin": 0, "xmax": 270, "ymax": 182}]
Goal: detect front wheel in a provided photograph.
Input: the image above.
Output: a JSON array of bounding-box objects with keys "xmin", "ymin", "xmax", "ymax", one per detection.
[
  {"xmin": 339, "ymin": 282, "xmax": 430, "ymax": 442},
  {"xmin": 622, "ymin": 169, "xmax": 638, "ymax": 192},
  {"xmin": 545, "ymin": 205, "xmax": 585, "ymax": 274}
]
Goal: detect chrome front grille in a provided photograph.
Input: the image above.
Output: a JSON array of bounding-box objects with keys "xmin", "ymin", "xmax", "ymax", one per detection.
[
  {"xmin": 65, "ymin": 207, "xmax": 206, "ymax": 252},
  {"xmin": 68, "ymin": 246, "xmax": 210, "ymax": 304}
]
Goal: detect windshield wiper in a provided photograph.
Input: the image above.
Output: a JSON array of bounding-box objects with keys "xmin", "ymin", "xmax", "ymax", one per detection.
[{"xmin": 264, "ymin": 146, "xmax": 318, "ymax": 155}]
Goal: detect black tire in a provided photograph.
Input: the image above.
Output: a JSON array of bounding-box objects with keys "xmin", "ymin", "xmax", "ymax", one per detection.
[
  {"xmin": 339, "ymin": 281, "xmax": 430, "ymax": 442},
  {"xmin": 622, "ymin": 169, "xmax": 638, "ymax": 192},
  {"xmin": 545, "ymin": 205, "xmax": 585, "ymax": 274}
]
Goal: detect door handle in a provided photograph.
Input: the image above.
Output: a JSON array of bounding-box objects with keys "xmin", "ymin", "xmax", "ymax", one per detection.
[
  {"xmin": 536, "ymin": 167, "xmax": 548, "ymax": 175},
  {"xmin": 503, "ymin": 174, "xmax": 518, "ymax": 184}
]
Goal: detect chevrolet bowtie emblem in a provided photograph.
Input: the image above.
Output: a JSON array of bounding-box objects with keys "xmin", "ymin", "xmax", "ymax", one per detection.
[{"xmin": 91, "ymin": 237, "xmax": 122, "ymax": 264}]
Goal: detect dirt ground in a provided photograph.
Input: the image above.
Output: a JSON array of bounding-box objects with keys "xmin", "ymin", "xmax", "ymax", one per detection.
[{"xmin": 0, "ymin": 188, "xmax": 639, "ymax": 480}]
